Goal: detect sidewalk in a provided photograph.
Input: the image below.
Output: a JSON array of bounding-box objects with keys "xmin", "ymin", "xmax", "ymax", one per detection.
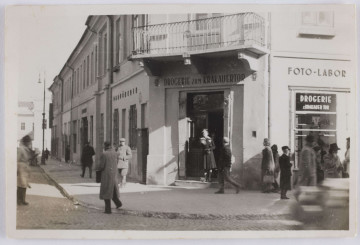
[{"xmin": 39, "ymin": 158, "xmax": 296, "ymax": 220}]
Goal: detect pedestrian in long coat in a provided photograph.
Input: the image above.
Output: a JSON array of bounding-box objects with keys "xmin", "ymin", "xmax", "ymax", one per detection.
[
  {"xmin": 17, "ymin": 135, "xmax": 32, "ymax": 205},
  {"xmin": 200, "ymin": 129, "xmax": 216, "ymax": 182},
  {"xmin": 279, "ymin": 146, "xmax": 292, "ymax": 199},
  {"xmin": 298, "ymin": 135, "xmax": 317, "ymax": 186},
  {"xmin": 81, "ymin": 141, "xmax": 95, "ymax": 178},
  {"xmin": 214, "ymin": 137, "xmax": 241, "ymax": 194},
  {"xmin": 271, "ymin": 144, "xmax": 280, "ymax": 191},
  {"xmin": 261, "ymin": 138, "xmax": 275, "ymax": 193},
  {"xmin": 96, "ymin": 142, "xmax": 122, "ymax": 214}
]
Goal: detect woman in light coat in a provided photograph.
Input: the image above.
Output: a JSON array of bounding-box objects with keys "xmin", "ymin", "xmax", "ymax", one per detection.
[
  {"xmin": 96, "ymin": 142, "xmax": 122, "ymax": 214},
  {"xmin": 17, "ymin": 135, "xmax": 32, "ymax": 205}
]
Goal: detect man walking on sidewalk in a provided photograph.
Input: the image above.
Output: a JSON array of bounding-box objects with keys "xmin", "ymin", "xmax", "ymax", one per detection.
[
  {"xmin": 97, "ymin": 141, "xmax": 122, "ymax": 214},
  {"xmin": 80, "ymin": 141, "xmax": 95, "ymax": 178},
  {"xmin": 215, "ymin": 137, "xmax": 240, "ymax": 194},
  {"xmin": 116, "ymin": 138, "xmax": 132, "ymax": 188}
]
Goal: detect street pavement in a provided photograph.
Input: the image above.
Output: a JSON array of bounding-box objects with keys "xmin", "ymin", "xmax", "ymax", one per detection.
[
  {"xmin": 39, "ymin": 158, "xmax": 297, "ymax": 220},
  {"xmin": 16, "ymin": 164, "xmax": 304, "ymax": 230}
]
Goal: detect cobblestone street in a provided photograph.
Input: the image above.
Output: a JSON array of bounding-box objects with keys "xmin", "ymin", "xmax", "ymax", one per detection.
[{"xmin": 16, "ymin": 166, "xmax": 303, "ymax": 231}]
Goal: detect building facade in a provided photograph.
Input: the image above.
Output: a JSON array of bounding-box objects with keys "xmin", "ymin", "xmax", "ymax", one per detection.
[{"xmin": 50, "ymin": 9, "xmax": 355, "ymax": 187}]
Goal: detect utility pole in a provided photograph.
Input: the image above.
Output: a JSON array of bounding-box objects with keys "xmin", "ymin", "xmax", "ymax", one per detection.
[{"xmin": 39, "ymin": 72, "xmax": 47, "ymax": 165}]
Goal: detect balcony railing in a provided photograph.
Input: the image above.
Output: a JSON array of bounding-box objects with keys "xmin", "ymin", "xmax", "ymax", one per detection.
[{"xmin": 132, "ymin": 13, "xmax": 266, "ymax": 57}]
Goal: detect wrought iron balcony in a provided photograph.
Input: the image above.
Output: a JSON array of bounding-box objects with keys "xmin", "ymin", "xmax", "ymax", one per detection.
[{"xmin": 132, "ymin": 13, "xmax": 267, "ymax": 59}]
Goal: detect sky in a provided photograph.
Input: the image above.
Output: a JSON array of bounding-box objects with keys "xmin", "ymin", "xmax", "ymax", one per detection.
[
  {"xmin": 18, "ymin": 9, "xmax": 88, "ymax": 101},
  {"xmin": 13, "ymin": 7, "xmax": 88, "ymax": 149}
]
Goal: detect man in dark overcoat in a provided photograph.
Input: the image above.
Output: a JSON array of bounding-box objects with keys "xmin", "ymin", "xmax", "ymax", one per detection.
[
  {"xmin": 214, "ymin": 137, "xmax": 240, "ymax": 194},
  {"xmin": 96, "ymin": 141, "xmax": 122, "ymax": 214},
  {"xmin": 279, "ymin": 146, "xmax": 292, "ymax": 199},
  {"xmin": 80, "ymin": 141, "xmax": 95, "ymax": 178}
]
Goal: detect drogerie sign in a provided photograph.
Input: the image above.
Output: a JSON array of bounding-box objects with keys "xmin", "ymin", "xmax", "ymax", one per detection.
[
  {"xmin": 296, "ymin": 93, "xmax": 336, "ymax": 112},
  {"xmin": 162, "ymin": 73, "xmax": 246, "ymax": 87}
]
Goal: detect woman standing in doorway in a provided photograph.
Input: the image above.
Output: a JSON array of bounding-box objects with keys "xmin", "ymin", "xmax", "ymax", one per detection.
[{"xmin": 200, "ymin": 129, "xmax": 217, "ymax": 182}]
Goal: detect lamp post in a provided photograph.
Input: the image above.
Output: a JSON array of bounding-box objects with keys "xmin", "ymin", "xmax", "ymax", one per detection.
[{"xmin": 38, "ymin": 73, "xmax": 46, "ymax": 165}]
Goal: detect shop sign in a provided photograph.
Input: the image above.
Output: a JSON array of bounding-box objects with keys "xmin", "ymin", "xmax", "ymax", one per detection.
[
  {"xmin": 296, "ymin": 93, "xmax": 336, "ymax": 112},
  {"xmin": 288, "ymin": 67, "xmax": 346, "ymax": 77},
  {"xmin": 161, "ymin": 73, "xmax": 246, "ymax": 87}
]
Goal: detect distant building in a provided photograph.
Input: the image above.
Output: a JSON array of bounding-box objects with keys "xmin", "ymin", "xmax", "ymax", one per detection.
[
  {"xmin": 49, "ymin": 9, "xmax": 355, "ymax": 187},
  {"xmin": 18, "ymin": 101, "xmax": 35, "ymax": 147}
]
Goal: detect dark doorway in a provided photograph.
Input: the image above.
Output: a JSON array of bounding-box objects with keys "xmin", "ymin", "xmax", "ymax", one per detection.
[
  {"xmin": 81, "ymin": 117, "xmax": 88, "ymax": 149},
  {"xmin": 186, "ymin": 91, "xmax": 224, "ymax": 178}
]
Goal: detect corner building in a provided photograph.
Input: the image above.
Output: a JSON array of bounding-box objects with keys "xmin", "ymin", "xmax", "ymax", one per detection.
[{"xmin": 50, "ymin": 8, "xmax": 355, "ymax": 187}]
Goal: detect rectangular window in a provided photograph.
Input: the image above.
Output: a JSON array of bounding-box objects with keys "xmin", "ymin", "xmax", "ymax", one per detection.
[
  {"xmin": 77, "ymin": 68, "xmax": 80, "ymax": 94},
  {"xmin": 80, "ymin": 65, "xmax": 83, "ymax": 91},
  {"xmin": 121, "ymin": 108, "xmax": 126, "ymax": 138},
  {"xmin": 104, "ymin": 34, "xmax": 107, "ymax": 74},
  {"xmin": 83, "ymin": 60, "xmax": 86, "ymax": 89},
  {"xmin": 129, "ymin": 104, "xmax": 137, "ymax": 149},
  {"xmin": 113, "ymin": 109, "xmax": 119, "ymax": 145},
  {"xmin": 115, "ymin": 18, "xmax": 121, "ymax": 64},
  {"xmin": 294, "ymin": 92, "xmax": 337, "ymax": 169},
  {"xmin": 21, "ymin": 122, "xmax": 25, "ymax": 130},
  {"xmin": 91, "ymin": 52, "xmax": 94, "ymax": 84},
  {"xmin": 302, "ymin": 12, "xmax": 333, "ymax": 27},
  {"xmin": 141, "ymin": 103, "xmax": 147, "ymax": 128},
  {"xmin": 87, "ymin": 55, "xmax": 90, "ymax": 86},
  {"xmin": 78, "ymin": 119, "xmax": 81, "ymax": 146},
  {"xmin": 100, "ymin": 113, "xmax": 104, "ymax": 146},
  {"xmin": 299, "ymin": 11, "xmax": 335, "ymax": 37},
  {"xmin": 95, "ymin": 46, "xmax": 98, "ymax": 77}
]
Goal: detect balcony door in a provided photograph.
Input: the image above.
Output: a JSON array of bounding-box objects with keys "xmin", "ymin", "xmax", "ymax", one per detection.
[{"xmin": 187, "ymin": 13, "xmax": 222, "ymax": 51}]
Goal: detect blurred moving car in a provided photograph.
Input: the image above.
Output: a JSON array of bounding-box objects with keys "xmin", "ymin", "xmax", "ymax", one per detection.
[{"xmin": 292, "ymin": 178, "xmax": 349, "ymax": 230}]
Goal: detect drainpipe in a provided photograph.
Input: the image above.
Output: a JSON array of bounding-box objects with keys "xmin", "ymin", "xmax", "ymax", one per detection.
[{"xmin": 106, "ymin": 15, "xmax": 114, "ymax": 143}]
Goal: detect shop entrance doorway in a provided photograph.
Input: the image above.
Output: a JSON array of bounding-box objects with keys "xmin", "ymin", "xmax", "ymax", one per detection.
[{"xmin": 185, "ymin": 91, "xmax": 224, "ymax": 178}]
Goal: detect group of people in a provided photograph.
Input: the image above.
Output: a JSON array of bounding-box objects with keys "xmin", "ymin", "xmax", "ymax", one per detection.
[
  {"xmin": 80, "ymin": 139, "xmax": 132, "ymax": 214},
  {"xmin": 298, "ymin": 135, "xmax": 350, "ymax": 188},
  {"xmin": 261, "ymin": 138, "xmax": 292, "ymax": 199},
  {"xmin": 261, "ymin": 134, "xmax": 351, "ymax": 200},
  {"xmin": 200, "ymin": 129, "xmax": 241, "ymax": 194}
]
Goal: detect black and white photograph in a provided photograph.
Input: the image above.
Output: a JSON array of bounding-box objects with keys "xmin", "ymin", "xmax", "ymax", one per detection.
[{"xmin": 3, "ymin": 3, "xmax": 358, "ymax": 240}]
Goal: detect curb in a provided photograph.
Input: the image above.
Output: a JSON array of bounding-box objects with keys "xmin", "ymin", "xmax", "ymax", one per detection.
[{"xmin": 38, "ymin": 164, "xmax": 294, "ymax": 221}]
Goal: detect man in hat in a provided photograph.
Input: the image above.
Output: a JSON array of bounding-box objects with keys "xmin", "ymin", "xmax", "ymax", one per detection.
[
  {"xmin": 279, "ymin": 146, "xmax": 292, "ymax": 199},
  {"xmin": 116, "ymin": 138, "xmax": 132, "ymax": 188},
  {"xmin": 342, "ymin": 137, "xmax": 350, "ymax": 178},
  {"xmin": 298, "ymin": 135, "xmax": 317, "ymax": 186},
  {"xmin": 261, "ymin": 138, "xmax": 275, "ymax": 193},
  {"xmin": 97, "ymin": 141, "xmax": 122, "ymax": 214},
  {"xmin": 324, "ymin": 143, "xmax": 343, "ymax": 178},
  {"xmin": 81, "ymin": 141, "xmax": 95, "ymax": 178},
  {"xmin": 215, "ymin": 137, "xmax": 241, "ymax": 194}
]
